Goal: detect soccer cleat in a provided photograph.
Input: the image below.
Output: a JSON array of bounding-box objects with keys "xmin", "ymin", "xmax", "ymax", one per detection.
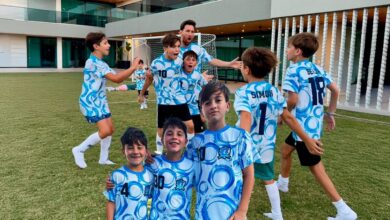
[
  {"xmin": 99, "ymin": 160, "xmax": 116, "ymax": 165},
  {"xmin": 276, "ymin": 180, "xmax": 289, "ymax": 193},
  {"xmin": 327, "ymin": 210, "xmax": 357, "ymax": 220},
  {"xmin": 264, "ymin": 212, "xmax": 284, "ymax": 220},
  {"xmin": 72, "ymin": 147, "xmax": 87, "ymax": 169}
]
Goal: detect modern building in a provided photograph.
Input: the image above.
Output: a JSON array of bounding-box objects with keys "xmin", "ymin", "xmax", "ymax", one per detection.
[{"xmin": 1, "ymin": 0, "xmax": 389, "ymax": 115}]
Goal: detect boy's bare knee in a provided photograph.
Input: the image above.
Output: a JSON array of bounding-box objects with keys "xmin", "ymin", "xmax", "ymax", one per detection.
[{"xmin": 281, "ymin": 144, "xmax": 294, "ymax": 159}]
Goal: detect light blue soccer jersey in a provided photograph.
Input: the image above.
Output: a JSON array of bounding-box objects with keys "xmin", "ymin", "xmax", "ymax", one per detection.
[
  {"xmin": 147, "ymin": 154, "xmax": 195, "ymax": 220},
  {"xmin": 282, "ymin": 60, "xmax": 332, "ymax": 141},
  {"xmin": 180, "ymin": 42, "xmax": 213, "ymax": 72},
  {"xmin": 79, "ymin": 54, "xmax": 114, "ymax": 117},
  {"xmin": 234, "ymin": 81, "xmax": 286, "ymax": 164},
  {"xmin": 150, "ymin": 54, "xmax": 187, "ymax": 105},
  {"xmin": 181, "ymin": 69, "xmax": 208, "ymax": 115},
  {"xmin": 135, "ymin": 69, "xmax": 146, "ymax": 91},
  {"xmin": 103, "ymin": 166, "xmax": 154, "ymax": 220},
  {"xmin": 187, "ymin": 126, "xmax": 254, "ymax": 220}
]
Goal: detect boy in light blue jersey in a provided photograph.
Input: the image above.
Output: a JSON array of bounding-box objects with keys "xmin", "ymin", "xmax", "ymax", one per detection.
[
  {"xmin": 106, "ymin": 118, "xmax": 196, "ymax": 219},
  {"xmin": 277, "ymin": 33, "xmax": 357, "ymax": 220},
  {"xmin": 73, "ymin": 32, "xmax": 140, "ymax": 169},
  {"xmin": 179, "ymin": 20, "xmax": 242, "ymax": 72},
  {"xmin": 181, "ymin": 50, "xmax": 213, "ymax": 133},
  {"xmin": 139, "ymin": 33, "xmax": 195, "ymax": 155},
  {"xmin": 187, "ymin": 82, "xmax": 255, "ymax": 220},
  {"xmin": 148, "ymin": 117, "xmax": 195, "ymax": 220},
  {"xmin": 104, "ymin": 127, "xmax": 154, "ymax": 220},
  {"xmin": 234, "ymin": 47, "xmax": 322, "ymax": 220},
  {"xmin": 134, "ymin": 59, "xmax": 148, "ymax": 109}
]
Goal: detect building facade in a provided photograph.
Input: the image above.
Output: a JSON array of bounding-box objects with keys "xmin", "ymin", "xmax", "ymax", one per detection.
[{"xmin": 0, "ymin": 0, "xmax": 389, "ymax": 114}]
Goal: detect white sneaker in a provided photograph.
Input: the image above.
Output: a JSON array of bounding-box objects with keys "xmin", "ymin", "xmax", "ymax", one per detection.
[
  {"xmin": 140, "ymin": 104, "xmax": 144, "ymax": 110},
  {"xmin": 144, "ymin": 103, "xmax": 148, "ymax": 109},
  {"xmin": 327, "ymin": 209, "xmax": 357, "ymax": 220},
  {"xmin": 264, "ymin": 212, "xmax": 283, "ymax": 220},
  {"xmin": 106, "ymin": 87, "xmax": 115, "ymax": 92},
  {"xmin": 99, "ymin": 160, "xmax": 116, "ymax": 165},
  {"xmin": 277, "ymin": 180, "xmax": 289, "ymax": 193},
  {"xmin": 72, "ymin": 147, "xmax": 87, "ymax": 169}
]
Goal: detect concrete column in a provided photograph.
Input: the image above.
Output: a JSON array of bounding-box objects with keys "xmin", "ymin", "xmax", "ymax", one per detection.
[
  {"xmin": 57, "ymin": 37, "xmax": 63, "ymax": 69},
  {"xmin": 56, "ymin": 0, "xmax": 61, "ymax": 23}
]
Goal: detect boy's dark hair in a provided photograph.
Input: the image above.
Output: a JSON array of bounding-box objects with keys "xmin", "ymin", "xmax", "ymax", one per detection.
[
  {"xmin": 288, "ymin": 32, "xmax": 319, "ymax": 58},
  {"xmin": 241, "ymin": 47, "xmax": 277, "ymax": 78},
  {"xmin": 183, "ymin": 50, "xmax": 198, "ymax": 61},
  {"xmin": 199, "ymin": 81, "xmax": 230, "ymax": 105},
  {"xmin": 120, "ymin": 127, "xmax": 148, "ymax": 149},
  {"xmin": 180, "ymin": 19, "xmax": 196, "ymax": 30},
  {"xmin": 162, "ymin": 117, "xmax": 188, "ymax": 139},
  {"xmin": 139, "ymin": 59, "xmax": 144, "ymax": 64},
  {"xmin": 85, "ymin": 32, "xmax": 106, "ymax": 52},
  {"xmin": 162, "ymin": 33, "xmax": 181, "ymax": 48}
]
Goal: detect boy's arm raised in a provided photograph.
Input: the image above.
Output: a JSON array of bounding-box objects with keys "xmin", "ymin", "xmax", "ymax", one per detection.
[
  {"xmin": 281, "ymin": 109, "xmax": 323, "ymax": 155},
  {"xmin": 229, "ymin": 165, "xmax": 254, "ymax": 220},
  {"xmin": 105, "ymin": 57, "xmax": 140, "ymax": 83}
]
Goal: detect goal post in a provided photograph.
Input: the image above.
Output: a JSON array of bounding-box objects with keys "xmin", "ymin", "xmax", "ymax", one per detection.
[{"xmin": 130, "ymin": 33, "xmax": 218, "ymax": 81}]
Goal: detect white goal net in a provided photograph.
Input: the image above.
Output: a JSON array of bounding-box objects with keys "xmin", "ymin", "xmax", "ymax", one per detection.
[{"xmin": 131, "ymin": 33, "xmax": 218, "ymax": 80}]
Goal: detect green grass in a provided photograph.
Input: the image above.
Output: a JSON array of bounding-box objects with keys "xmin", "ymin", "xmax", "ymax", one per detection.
[{"xmin": 0, "ymin": 72, "xmax": 389, "ymax": 219}]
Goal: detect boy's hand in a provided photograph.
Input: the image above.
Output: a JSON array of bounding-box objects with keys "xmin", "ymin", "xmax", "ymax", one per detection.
[
  {"xmin": 277, "ymin": 116, "xmax": 283, "ymax": 126},
  {"xmin": 145, "ymin": 149, "xmax": 156, "ymax": 164},
  {"xmin": 106, "ymin": 176, "xmax": 114, "ymax": 190},
  {"xmin": 202, "ymin": 70, "xmax": 214, "ymax": 82},
  {"xmin": 229, "ymin": 57, "xmax": 243, "ymax": 70},
  {"xmin": 130, "ymin": 57, "xmax": 141, "ymax": 69},
  {"xmin": 305, "ymin": 139, "xmax": 324, "ymax": 156},
  {"xmin": 229, "ymin": 210, "xmax": 246, "ymax": 220},
  {"xmin": 324, "ymin": 114, "xmax": 336, "ymax": 131}
]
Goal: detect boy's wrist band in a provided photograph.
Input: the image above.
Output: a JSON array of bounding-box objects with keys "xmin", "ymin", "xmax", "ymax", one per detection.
[{"xmin": 325, "ymin": 112, "xmax": 335, "ymax": 116}]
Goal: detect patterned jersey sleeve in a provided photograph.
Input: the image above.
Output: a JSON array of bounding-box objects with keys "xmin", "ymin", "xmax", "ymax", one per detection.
[
  {"xmin": 145, "ymin": 160, "xmax": 159, "ymax": 175},
  {"xmin": 324, "ymin": 72, "xmax": 333, "ymax": 87},
  {"xmin": 234, "ymin": 88, "xmax": 251, "ymax": 114},
  {"xmin": 239, "ymin": 130, "xmax": 254, "ymax": 170},
  {"xmin": 103, "ymin": 172, "xmax": 117, "ymax": 202},
  {"xmin": 150, "ymin": 60, "xmax": 158, "ymax": 76},
  {"xmin": 275, "ymin": 87, "xmax": 287, "ymax": 115},
  {"xmin": 282, "ymin": 67, "xmax": 299, "ymax": 93},
  {"xmin": 200, "ymin": 46, "xmax": 213, "ymax": 63},
  {"xmin": 185, "ymin": 139, "xmax": 196, "ymax": 161},
  {"xmin": 96, "ymin": 61, "xmax": 113, "ymax": 78}
]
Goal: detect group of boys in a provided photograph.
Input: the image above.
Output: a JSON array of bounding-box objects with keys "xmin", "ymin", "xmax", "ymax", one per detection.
[{"xmin": 72, "ymin": 18, "xmax": 357, "ymax": 220}]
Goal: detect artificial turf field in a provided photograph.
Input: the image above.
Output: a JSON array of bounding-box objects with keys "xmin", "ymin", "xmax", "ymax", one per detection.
[{"xmin": 0, "ymin": 72, "xmax": 389, "ymax": 219}]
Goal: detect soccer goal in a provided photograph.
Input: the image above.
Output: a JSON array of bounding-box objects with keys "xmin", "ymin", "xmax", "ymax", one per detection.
[{"xmin": 131, "ymin": 33, "xmax": 218, "ymax": 81}]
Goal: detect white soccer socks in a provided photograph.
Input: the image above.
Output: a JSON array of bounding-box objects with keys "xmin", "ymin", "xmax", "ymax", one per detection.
[
  {"xmin": 277, "ymin": 174, "xmax": 289, "ymax": 193},
  {"xmin": 99, "ymin": 136, "xmax": 115, "ymax": 165},
  {"xmin": 327, "ymin": 199, "xmax": 357, "ymax": 220},
  {"xmin": 143, "ymin": 99, "xmax": 147, "ymax": 109},
  {"xmin": 263, "ymin": 182, "xmax": 283, "ymax": 220},
  {"xmin": 72, "ymin": 132, "xmax": 101, "ymax": 169},
  {"xmin": 140, "ymin": 99, "xmax": 148, "ymax": 109},
  {"xmin": 155, "ymin": 134, "xmax": 163, "ymax": 154}
]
